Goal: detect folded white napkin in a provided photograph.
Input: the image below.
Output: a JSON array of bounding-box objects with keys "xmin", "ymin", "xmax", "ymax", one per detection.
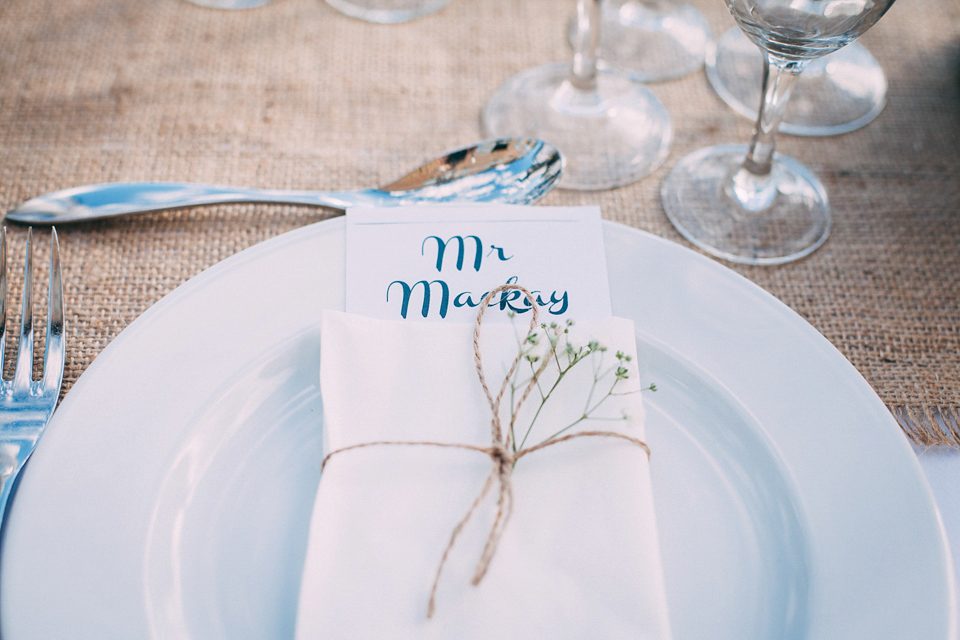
[{"xmin": 295, "ymin": 310, "xmax": 672, "ymax": 640}]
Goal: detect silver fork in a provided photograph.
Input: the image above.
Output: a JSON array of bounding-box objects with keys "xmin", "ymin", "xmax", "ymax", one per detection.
[{"xmin": 0, "ymin": 227, "xmax": 64, "ymax": 533}]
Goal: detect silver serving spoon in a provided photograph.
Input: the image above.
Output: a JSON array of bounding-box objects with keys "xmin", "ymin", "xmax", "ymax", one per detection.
[{"xmin": 5, "ymin": 138, "xmax": 563, "ymax": 225}]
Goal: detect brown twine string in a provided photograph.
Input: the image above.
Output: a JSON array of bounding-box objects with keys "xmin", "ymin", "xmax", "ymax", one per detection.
[{"xmin": 320, "ymin": 284, "xmax": 651, "ymax": 618}]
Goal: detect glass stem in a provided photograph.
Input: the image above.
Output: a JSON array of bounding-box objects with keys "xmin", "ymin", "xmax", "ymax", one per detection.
[
  {"xmin": 569, "ymin": 0, "xmax": 601, "ymax": 92},
  {"xmin": 730, "ymin": 54, "xmax": 805, "ymax": 211},
  {"xmin": 550, "ymin": 0, "xmax": 604, "ymax": 115}
]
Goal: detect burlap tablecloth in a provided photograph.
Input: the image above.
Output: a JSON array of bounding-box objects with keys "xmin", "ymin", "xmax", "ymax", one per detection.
[{"xmin": 0, "ymin": 0, "xmax": 956, "ymax": 445}]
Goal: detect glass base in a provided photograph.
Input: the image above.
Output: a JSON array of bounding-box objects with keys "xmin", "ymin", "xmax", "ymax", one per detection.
[
  {"xmin": 324, "ymin": 0, "xmax": 450, "ymax": 23},
  {"xmin": 568, "ymin": 0, "xmax": 712, "ymax": 82},
  {"xmin": 482, "ymin": 62, "xmax": 672, "ymax": 191},
  {"xmin": 706, "ymin": 27, "xmax": 887, "ymax": 136},
  {"xmin": 182, "ymin": 0, "xmax": 276, "ymax": 8},
  {"xmin": 661, "ymin": 144, "xmax": 830, "ymax": 265}
]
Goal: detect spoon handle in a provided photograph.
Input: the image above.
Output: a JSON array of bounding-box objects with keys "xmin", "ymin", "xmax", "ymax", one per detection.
[{"xmin": 4, "ymin": 182, "xmax": 384, "ymax": 225}]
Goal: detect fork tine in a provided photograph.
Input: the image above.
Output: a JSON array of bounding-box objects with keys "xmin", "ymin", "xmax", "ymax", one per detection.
[
  {"xmin": 12, "ymin": 227, "xmax": 34, "ymax": 394},
  {"xmin": 0, "ymin": 226, "xmax": 6, "ymax": 370},
  {"xmin": 42, "ymin": 228, "xmax": 64, "ymax": 398}
]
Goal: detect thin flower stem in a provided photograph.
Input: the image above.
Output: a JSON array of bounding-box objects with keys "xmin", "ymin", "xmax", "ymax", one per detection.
[
  {"xmin": 544, "ymin": 414, "xmax": 589, "ymax": 444},
  {"xmin": 541, "ymin": 382, "xmax": 622, "ymax": 444},
  {"xmin": 517, "ymin": 365, "xmax": 566, "ymax": 450},
  {"xmin": 508, "ymin": 320, "xmax": 649, "ymax": 458},
  {"xmin": 508, "ymin": 377, "xmax": 518, "ymax": 448},
  {"xmin": 581, "ymin": 371, "xmax": 598, "ymax": 416}
]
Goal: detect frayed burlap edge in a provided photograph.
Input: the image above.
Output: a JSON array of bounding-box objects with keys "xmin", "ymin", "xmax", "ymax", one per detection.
[{"xmin": 889, "ymin": 406, "xmax": 960, "ymax": 448}]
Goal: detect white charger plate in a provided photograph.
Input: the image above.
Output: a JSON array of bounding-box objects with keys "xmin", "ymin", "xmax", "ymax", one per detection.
[{"xmin": 1, "ymin": 218, "xmax": 955, "ymax": 639}]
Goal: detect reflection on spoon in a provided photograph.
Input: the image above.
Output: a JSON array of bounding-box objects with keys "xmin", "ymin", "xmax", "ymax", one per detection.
[{"xmin": 5, "ymin": 138, "xmax": 564, "ymax": 225}]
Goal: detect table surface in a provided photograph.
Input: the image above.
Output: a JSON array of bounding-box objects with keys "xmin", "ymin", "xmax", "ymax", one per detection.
[{"xmin": 0, "ymin": 0, "xmax": 957, "ymax": 447}]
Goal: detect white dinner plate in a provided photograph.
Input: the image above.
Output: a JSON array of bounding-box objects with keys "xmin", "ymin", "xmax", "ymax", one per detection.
[{"xmin": 1, "ymin": 218, "xmax": 956, "ymax": 639}]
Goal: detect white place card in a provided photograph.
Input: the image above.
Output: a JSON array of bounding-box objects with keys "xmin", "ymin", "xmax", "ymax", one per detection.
[{"xmin": 345, "ymin": 204, "xmax": 612, "ymax": 322}]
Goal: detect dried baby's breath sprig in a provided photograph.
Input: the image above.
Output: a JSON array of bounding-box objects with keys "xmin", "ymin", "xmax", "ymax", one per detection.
[{"xmin": 505, "ymin": 319, "xmax": 655, "ymax": 455}]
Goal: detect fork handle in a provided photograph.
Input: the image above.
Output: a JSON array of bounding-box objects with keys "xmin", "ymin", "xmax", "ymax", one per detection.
[{"xmin": 0, "ymin": 438, "xmax": 34, "ymax": 533}]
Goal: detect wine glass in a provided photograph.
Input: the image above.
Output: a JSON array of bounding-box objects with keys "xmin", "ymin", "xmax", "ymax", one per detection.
[
  {"xmin": 660, "ymin": 0, "xmax": 895, "ymax": 264},
  {"xmin": 706, "ymin": 26, "xmax": 887, "ymax": 135},
  {"xmin": 324, "ymin": 0, "xmax": 450, "ymax": 23},
  {"xmin": 569, "ymin": 0, "xmax": 714, "ymax": 82},
  {"xmin": 182, "ymin": 0, "xmax": 276, "ymax": 7},
  {"xmin": 483, "ymin": 0, "xmax": 672, "ymax": 190}
]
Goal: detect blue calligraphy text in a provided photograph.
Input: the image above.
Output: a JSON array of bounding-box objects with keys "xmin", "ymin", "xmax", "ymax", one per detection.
[
  {"xmin": 387, "ymin": 276, "xmax": 568, "ymax": 319},
  {"xmin": 422, "ymin": 235, "xmax": 483, "ymax": 272},
  {"xmin": 487, "ymin": 244, "xmax": 513, "ymax": 262}
]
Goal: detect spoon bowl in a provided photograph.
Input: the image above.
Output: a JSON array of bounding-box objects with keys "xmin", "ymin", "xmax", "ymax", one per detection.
[{"xmin": 5, "ymin": 138, "xmax": 563, "ymax": 225}]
